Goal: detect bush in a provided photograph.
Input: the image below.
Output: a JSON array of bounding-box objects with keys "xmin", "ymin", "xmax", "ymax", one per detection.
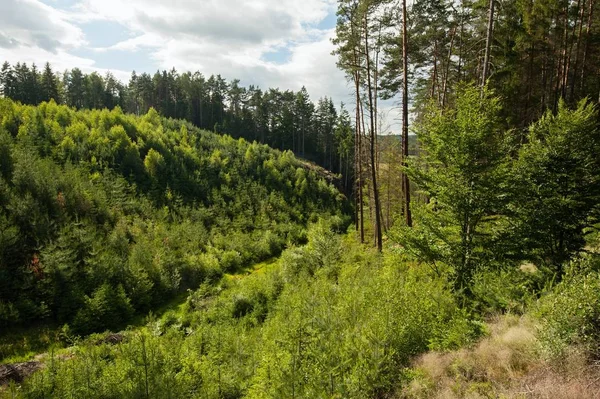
[
  {"xmin": 0, "ymin": 301, "xmax": 19, "ymax": 327},
  {"xmin": 281, "ymin": 246, "xmax": 317, "ymax": 281},
  {"xmin": 231, "ymin": 295, "xmax": 254, "ymax": 318},
  {"xmin": 248, "ymin": 241, "xmax": 468, "ymax": 398},
  {"xmin": 471, "ymin": 265, "xmax": 545, "ymax": 315},
  {"xmin": 72, "ymin": 284, "xmax": 134, "ymax": 335},
  {"xmin": 220, "ymin": 250, "xmax": 243, "ymax": 273},
  {"xmin": 535, "ymin": 256, "xmax": 600, "ymax": 358},
  {"xmin": 429, "ymin": 308, "xmax": 486, "ymax": 351}
]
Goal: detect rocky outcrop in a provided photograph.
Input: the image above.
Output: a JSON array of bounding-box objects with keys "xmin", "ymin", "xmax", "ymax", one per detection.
[{"xmin": 0, "ymin": 361, "xmax": 42, "ymax": 386}]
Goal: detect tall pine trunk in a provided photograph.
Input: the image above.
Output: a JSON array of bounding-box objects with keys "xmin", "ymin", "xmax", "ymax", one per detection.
[
  {"xmin": 402, "ymin": 0, "xmax": 412, "ymax": 227},
  {"xmin": 570, "ymin": 0, "xmax": 587, "ymax": 99},
  {"xmin": 481, "ymin": 0, "xmax": 495, "ymax": 92},
  {"xmin": 354, "ymin": 64, "xmax": 365, "ymax": 243},
  {"xmin": 441, "ymin": 27, "xmax": 457, "ymax": 107},
  {"xmin": 560, "ymin": 0, "xmax": 571, "ymax": 100},
  {"xmin": 364, "ymin": 14, "xmax": 383, "ymax": 251},
  {"xmin": 580, "ymin": 0, "xmax": 595, "ymax": 92},
  {"xmin": 564, "ymin": 0, "xmax": 583, "ymax": 101}
]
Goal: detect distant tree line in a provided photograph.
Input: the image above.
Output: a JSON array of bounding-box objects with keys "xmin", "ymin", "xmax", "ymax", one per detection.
[{"xmin": 0, "ymin": 61, "xmax": 354, "ymax": 187}]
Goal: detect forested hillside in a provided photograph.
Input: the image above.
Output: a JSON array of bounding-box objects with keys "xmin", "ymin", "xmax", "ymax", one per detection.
[
  {"xmin": 0, "ymin": 62, "xmax": 354, "ymax": 183},
  {"xmin": 1, "ymin": 0, "xmax": 600, "ymax": 396},
  {"xmin": 0, "ymin": 98, "xmax": 346, "ymax": 335}
]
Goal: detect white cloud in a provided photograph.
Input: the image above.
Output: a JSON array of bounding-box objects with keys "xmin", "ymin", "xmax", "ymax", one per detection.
[
  {"xmin": 0, "ymin": 44, "xmax": 131, "ymax": 83},
  {"xmin": 0, "ymin": 0, "xmax": 405, "ymax": 130},
  {"xmin": 0, "ymin": 0, "xmax": 85, "ymax": 52},
  {"xmin": 0, "ymin": 0, "xmax": 131, "ymax": 79},
  {"xmin": 75, "ymin": 0, "xmax": 348, "ymax": 103},
  {"xmin": 96, "ymin": 34, "xmax": 160, "ymax": 52},
  {"xmin": 79, "ymin": 0, "xmax": 335, "ymax": 64},
  {"xmin": 76, "ymin": 0, "xmax": 334, "ymax": 41},
  {"xmin": 138, "ymin": 27, "xmax": 350, "ymax": 105}
]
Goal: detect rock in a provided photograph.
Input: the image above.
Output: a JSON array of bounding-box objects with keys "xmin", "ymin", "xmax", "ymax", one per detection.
[
  {"xmin": 0, "ymin": 361, "xmax": 43, "ymax": 386},
  {"xmin": 96, "ymin": 333, "xmax": 125, "ymax": 345}
]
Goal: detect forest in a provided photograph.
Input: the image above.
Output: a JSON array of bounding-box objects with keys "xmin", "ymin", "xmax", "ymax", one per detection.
[
  {"xmin": 0, "ymin": 0, "xmax": 600, "ymax": 397},
  {"xmin": 0, "ymin": 61, "xmax": 354, "ymax": 184},
  {"xmin": 0, "ymin": 97, "xmax": 348, "ymax": 334}
]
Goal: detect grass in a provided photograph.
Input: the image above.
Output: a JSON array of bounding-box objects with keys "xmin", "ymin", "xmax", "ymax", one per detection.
[
  {"xmin": 398, "ymin": 315, "xmax": 600, "ymax": 399},
  {"xmin": 0, "ymin": 256, "xmax": 281, "ymax": 367},
  {"xmin": 0, "ymin": 323, "xmax": 64, "ymax": 364},
  {"xmin": 224, "ymin": 256, "xmax": 278, "ymax": 280},
  {"xmin": 0, "ymin": 292, "xmax": 192, "ymax": 365}
]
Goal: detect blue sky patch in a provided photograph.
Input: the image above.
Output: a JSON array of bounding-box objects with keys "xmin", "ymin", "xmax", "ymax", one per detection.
[
  {"xmin": 261, "ymin": 46, "xmax": 293, "ymax": 65},
  {"xmin": 71, "ymin": 47, "xmax": 158, "ymax": 75},
  {"xmin": 316, "ymin": 12, "xmax": 337, "ymax": 30},
  {"xmin": 39, "ymin": 0, "xmax": 79, "ymax": 10},
  {"xmin": 79, "ymin": 20, "xmax": 131, "ymax": 48}
]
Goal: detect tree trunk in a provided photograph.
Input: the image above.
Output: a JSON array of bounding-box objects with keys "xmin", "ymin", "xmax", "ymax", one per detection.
[
  {"xmin": 402, "ymin": 0, "xmax": 413, "ymax": 228},
  {"xmin": 552, "ymin": 8, "xmax": 562, "ymax": 113},
  {"xmin": 359, "ymin": 88, "xmax": 367, "ymax": 244},
  {"xmin": 481, "ymin": 0, "xmax": 495, "ymax": 92},
  {"xmin": 570, "ymin": 0, "xmax": 587, "ymax": 99},
  {"xmin": 431, "ymin": 39, "xmax": 439, "ymax": 100},
  {"xmin": 541, "ymin": 43, "xmax": 547, "ymax": 112},
  {"xmin": 441, "ymin": 26, "xmax": 457, "ymax": 107},
  {"xmin": 560, "ymin": 0, "xmax": 571, "ymax": 100},
  {"xmin": 457, "ymin": 1, "xmax": 466, "ymax": 82},
  {"xmin": 354, "ymin": 90, "xmax": 359, "ymax": 233},
  {"xmin": 354, "ymin": 66, "xmax": 365, "ymax": 243},
  {"xmin": 525, "ymin": 41, "xmax": 535, "ymax": 127},
  {"xmin": 387, "ymin": 148, "xmax": 392, "ymax": 230},
  {"xmin": 580, "ymin": 0, "xmax": 595, "ymax": 92},
  {"xmin": 364, "ymin": 13, "xmax": 383, "ymax": 251}
]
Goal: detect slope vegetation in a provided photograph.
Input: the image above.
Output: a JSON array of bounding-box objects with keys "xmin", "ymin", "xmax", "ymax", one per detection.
[{"xmin": 0, "ymin": 99, "xmax": 346, "ymax": 336}]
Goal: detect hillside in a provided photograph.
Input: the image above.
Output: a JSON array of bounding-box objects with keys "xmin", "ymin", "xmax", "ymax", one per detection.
[
  {"xmin": 1, "ymin": 91, "xmax": 600, "ymax": 399},
  {"xmin": 0, "ymin": 99, "xmax": 347, "ymax": 336},
  {"xmin": 1, "ymin": 0, "xmax": 600, "ymax": 394},
  {"xmin": 3, "ymin": 218, "xmax": 600, "ymax": 398}
]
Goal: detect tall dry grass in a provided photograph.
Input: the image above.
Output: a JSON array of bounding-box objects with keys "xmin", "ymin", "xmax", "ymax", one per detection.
[{"xmin": 399, "ymin": 315, "xmax": 600, "ymax": 399}]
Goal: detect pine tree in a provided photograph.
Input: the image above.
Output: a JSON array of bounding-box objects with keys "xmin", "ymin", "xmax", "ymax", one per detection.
[
  {"xmin": 41, "ymin": 62, "xmax": 59, "ymax": 103},
  {"xmin": 65, "ymin": 68, "xmax": 85, "ymax": 109}
]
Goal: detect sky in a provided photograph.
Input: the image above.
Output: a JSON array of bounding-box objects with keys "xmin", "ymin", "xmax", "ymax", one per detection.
[{"xmin": 0, "ymin": 0, "xmax": 401, "ymax": 132}]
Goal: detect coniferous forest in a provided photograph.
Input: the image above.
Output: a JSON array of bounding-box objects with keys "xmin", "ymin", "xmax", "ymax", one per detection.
[
  {"xmin": 0, "ymin": 62, "xmax": 354, "ymax": 184},
  {"xmin": 1, "ymin": 0, "xmax": 600, "ymax": 397}
]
